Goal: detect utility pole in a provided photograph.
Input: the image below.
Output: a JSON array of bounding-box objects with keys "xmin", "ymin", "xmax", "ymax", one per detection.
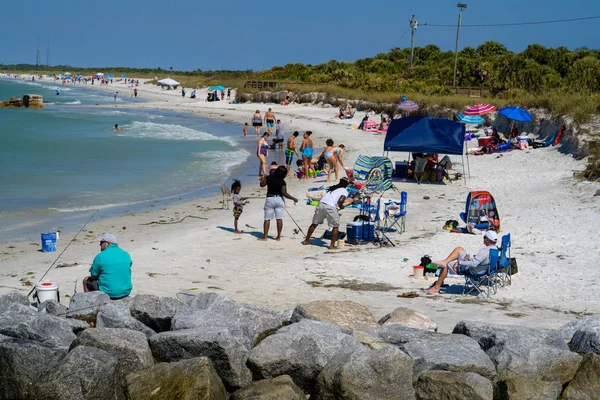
[
  {"xmin": 36, "ymin": 37, "xmax": 41, "ymax": 66},
  {"xmin": 409, "ymin": 15, "xmax": 418, "ymax": 72},
  {"xmin": 453, "ymin": 3, "xmax": 468, "ymax": 88},
  {"xmin": 46, "ymin": 38, "xmax": 50, "ymax": 66}
]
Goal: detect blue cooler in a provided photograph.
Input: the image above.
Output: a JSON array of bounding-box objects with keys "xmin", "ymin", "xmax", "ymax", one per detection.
[
  {"xmin": 346, "ymin": 221, "xmax": 375, "ymax": 243},
  {"xmin": 41, "ymin": 232, "xmax": 57, "ymax": 252},
  {"xmin": 394, "ymin": 161, "xmax": 409, "ymax": 179}
]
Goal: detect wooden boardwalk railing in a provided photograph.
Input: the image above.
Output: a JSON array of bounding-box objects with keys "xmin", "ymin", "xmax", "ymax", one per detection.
[{"xmin": 451, "ymin": 87, "xmax": 491, "ymax": 97}]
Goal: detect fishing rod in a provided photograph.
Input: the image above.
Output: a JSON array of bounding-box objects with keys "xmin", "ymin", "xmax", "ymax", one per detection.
[
  {"xmin": 27, "ymin": 209, "xmax": 99, "ymax": 299},
  {"xmin": 284, "ymin": 207, "xmax": 306, "ymax": 237}
]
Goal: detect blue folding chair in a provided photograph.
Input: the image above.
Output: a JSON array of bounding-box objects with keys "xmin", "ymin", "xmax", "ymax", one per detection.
[
  {"xmin": 463, "ymin": 248, "xmax": 499, "ymax": 298},
  {"xmin": 497, "ymin": 233, "xmax": 512, "ymax": 287},
  {"xmin": 382, "ymin": 191, "xmax": 407, "ymax": 234}
]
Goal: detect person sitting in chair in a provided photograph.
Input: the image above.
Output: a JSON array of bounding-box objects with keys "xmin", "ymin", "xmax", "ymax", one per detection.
[{"xmin": 424, "ymin": 231, "xmax": 498, "ymax": 293}]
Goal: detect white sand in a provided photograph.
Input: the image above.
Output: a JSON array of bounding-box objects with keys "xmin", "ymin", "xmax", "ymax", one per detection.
[{"xmin": 1, "ymin": 77, "xmax": 599, "ymax": 332}]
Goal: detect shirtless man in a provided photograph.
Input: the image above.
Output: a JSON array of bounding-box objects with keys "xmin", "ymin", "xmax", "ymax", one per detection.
[
  {"xmin": 264, "ymin": 108, "xmax": 276, "ymax": 134},
  {"xmin": 285, "ymin": 131, "xmax": 300, "ymax": 174}
]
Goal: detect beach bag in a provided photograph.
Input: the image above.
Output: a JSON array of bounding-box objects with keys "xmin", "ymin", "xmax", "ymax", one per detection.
[
  {"xmin": 518, "ymin": 140, "xmax": 529, "ymax": 150},
  {"xmin": 510, "ymin": 258, "xmax": 518, "ymax": 275}
]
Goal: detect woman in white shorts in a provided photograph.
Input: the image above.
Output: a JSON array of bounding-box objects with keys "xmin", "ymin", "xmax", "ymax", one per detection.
[{"xmin": 258, "ymin": 166, "xmax": 298, "ymax": 241}]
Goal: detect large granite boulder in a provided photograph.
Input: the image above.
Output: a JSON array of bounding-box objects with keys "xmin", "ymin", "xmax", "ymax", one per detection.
[
  {"xmin": 0, "ymin": 291, "xmax": 30, "ymax": 309},
  {"xmin": 560, "ymin": 317, "xmax": 600, "ymax": 343},
  {"xmin": 0, "ymin": 302, "xmax": 76, "ymax": 348},
  {"xmin": 230, "ymin": 375, "xmax": 305, "ymax": 400},
  {"xmin": 378, "ymin": 307, "xmax": 438, "ymax": 332},
  {"xmin": 180, "ymin": 293, "xmax": 287, "ymax": 345},
  {"xmin": 39, "ymin": 299, "xmax": 68, "ymax": 316},
  {"xmin": 130, "ymin": 294, "xmax": 187, "ymax": 332},
  {"xmin": 0, "ymin": 337, "xmax": 68, "ymax": 399},
  {"xmin": 362, "ymin": 325, "xmax": 496, "ymax": 378},
  {"xmin": 291, "ymin": 300, "xmax": 379, "ymax": 330},
  {"xmin": 149, "ymin": 327, "xmax": 251, "ymax": 391},
  {"xmin": 66, "ymin": 292, "xmax": 111, "ymax": 322},
  {"xmin": 415, "ymin": 370, "xmax": 493, "ymax": 400},
  {"xmin": 454, "ymin": 321, "xmax": 582, "ymax": 399},
  {"xmin": 569, "ymin": 325, "xmax": 600, "ymax": 355},
  {"xmin": 30, "ymin": 345, "xmax": 125, "ymax": 400},
  {"xmin": 247, "ymin": 320, "xmax": 363, "ymax": 392},
  {"xmin": 315, "ymin": 345, "xmax": 416, "ymax": 400},
  {"xmin": 560, "ymin": 353, "xmax": 600, "ymax": 399},
  {"xmin": 71, "ymin": 328, "xmax": 153, "ymax": 375},
  {"xmin": 95, "ymin": 303, "xmax": 155, "ymax": 338},
  {"xmin": 126, "ymin": 357, "xmax": 226, "ymax": 400}
]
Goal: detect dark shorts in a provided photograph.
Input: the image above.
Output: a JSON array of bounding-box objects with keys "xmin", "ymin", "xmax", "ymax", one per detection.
[
  {"xmin": 275, "ymin": 138, "xmax": 284, "ymax": 143},
  {"xmin": 233, "ymin": 206, "xmax": 243, "ymax": 218},
  {"xmin": 253, "ymin": 122, "xmax": 262, "ymax": 127},
  {"xmin": 85, "ymin": 278, "xmax": 99, "ymax": 292},
  {"xmin": 285, "ymin": 149, "xmax": 295, "ymax": 165}
]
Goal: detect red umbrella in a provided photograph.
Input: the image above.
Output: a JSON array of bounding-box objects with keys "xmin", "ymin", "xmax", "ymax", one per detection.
[{"xmin": 464, "ymin": 103, "xmax": 496, "ymax": 116}]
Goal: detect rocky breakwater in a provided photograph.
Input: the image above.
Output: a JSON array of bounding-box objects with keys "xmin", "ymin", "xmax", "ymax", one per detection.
[
  {"xmin": 0, "ymin": 94, "xmax": 43, "ymax": 109},
  {"xmin": 0, "ymin": 291, "xmax": 599, "ymax": 399}
]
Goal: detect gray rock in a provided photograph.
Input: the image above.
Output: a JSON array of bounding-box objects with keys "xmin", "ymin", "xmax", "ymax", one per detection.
[
  {"xmin": 560, "ymin": 353, "xmax": 600, "ymax": 399},
  {"xmin": 66, "ymin": 292, "xmax": 111, "ymax": 322},
  {"xmin": 39, "ymin": 299, "xmax": 68, "ymax": 316},
  {"xmin": 378, "ymin": 307, "xmax": 438, "ymax": 332},
  {"xmin": 316, "ymin": 345, "xmax": 415, "ymax": 400},
  {"xmin": 0, "ymin": 291, "xmax": 30, "ymax": 309},
  {"xmin": 149, "ymin": 327, "xmax": 252, "ymax": 391},
  {"xmin": 230, "ymin": 375, "xmax": 305, "ymax": 400},
  {"xmin": 291, "ymin": 300, "xmax": 379, "ymax": 330},
  {"xmin": 126, "ymin": 357, "xmax": 226, "ymax": 400},
  {"xmin": 0, "ymin": 302, "xmax": 76, "ymax": 348},
  {"xmin": 454, "ymin": 321, "xmax": 582, "ymax": 399},
  {"xmin": 64, "ymin": 318, "xmax": 91, "ymax": 334},
  {"xmin": 175, "ymin": 293, "xmax": 285, "ymax": 345},
  {"xmin": 130, "ymin": 294, "xmax": 187, "ymax": 332},
  {"xmin": 30, "ymin": 345, "xmax": 125, "ymax": 400},
  {"xmin": 560, "ymin": 317, "xmax": 600, "ymax": 343},
  {"xmin": 415, "ymin": 370, "xmax": 493, "ymax": 400},
  {"xmin": 247, "ymin": 320, "xmax": 363, "ymax": 392},
  {"xmin": 95, "ymin": 303, "xmax": 155, "ymax": 338},
  {"xmin": 71, "ymin": 328, "xmax": 154, "ymax": 375},
  {"xmin": 363, "ymin": 325, "xmax": 496, "ymax": 378},
  {"xmin": 0, "ymin": 337, "xmax": 68, "ymax": 399},
  {"xmin": 569, "ymin": 325, "xmax": 600, "ymax": 354}
]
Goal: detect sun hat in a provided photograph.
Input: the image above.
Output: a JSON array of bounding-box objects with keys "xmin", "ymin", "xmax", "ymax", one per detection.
[
  {"xmin": 99, "ymin": 233, "xmax": 118, "ymax": 244},
  {"xmin": 484, "ymin": 231, "xmax": 498, "ymax": 242}
]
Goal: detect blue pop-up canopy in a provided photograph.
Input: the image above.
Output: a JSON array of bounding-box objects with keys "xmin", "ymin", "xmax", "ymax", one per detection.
[{"xmin": 384, "ymin": 116, "xmax": 469, "ymax": 181}]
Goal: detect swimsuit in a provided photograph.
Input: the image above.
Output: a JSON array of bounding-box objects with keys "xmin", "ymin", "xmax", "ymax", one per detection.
[
  {"xmin": 285, "ymin": 148, "xmax": 295, "ymax": 165},
  {"xmin": 266, "ymin": 118, "xmax": 275, "ymax": 128},
  {"xmin": 302, "ymin": 146, "xmax": 313, "ymax": 159},
  {"xmin": 259, "ymin": 143, "xmax": 269, "ymax": 156},
  {"xmin": 252, "ymin": 115, "xmax": 262, "ymax": 127},
  {"xmin": 324, "ymin": 151, "xmax": 334, "ymax": 159}
]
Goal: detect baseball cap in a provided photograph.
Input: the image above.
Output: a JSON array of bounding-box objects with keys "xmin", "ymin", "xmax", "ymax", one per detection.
[
  {"xmin": 99, "ymin": 233, "xmax": 118, "ymax": 244},
  {"xmin": 484, "ymin": 231, "xmax": 498, "ymax": 242}
]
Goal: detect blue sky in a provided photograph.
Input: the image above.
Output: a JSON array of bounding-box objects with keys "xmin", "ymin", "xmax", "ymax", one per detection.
[{"xmin": 1, "ymin": 0, "xmax": 599, "ymax": 71}]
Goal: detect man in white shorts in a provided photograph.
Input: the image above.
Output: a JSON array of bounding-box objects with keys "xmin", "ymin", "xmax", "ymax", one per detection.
[
  {"xmin": 302, "ymin": 178, "xmax": 356, "ymax": 250},
  {"xmin": 424, "ymin": 230, "xmax": 498, "ymax": 293}
]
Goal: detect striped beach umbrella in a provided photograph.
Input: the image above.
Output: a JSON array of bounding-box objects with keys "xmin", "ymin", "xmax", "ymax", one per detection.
[
  {"xmin": 396, "ymin": 100, "xmax": 419, "ymax": 111},
  {"xmin": 457, "ymin": 113, "xmax": 485, "ymax": 125},
  {"xmin": 463, "ymin": 103, "xmax": 496, "ymax": 116}
]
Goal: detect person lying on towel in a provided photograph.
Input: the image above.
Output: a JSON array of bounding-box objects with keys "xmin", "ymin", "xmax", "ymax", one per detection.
[{"xmin": 424, "ymin": 231, "xmax": 498, "ymax": 293}]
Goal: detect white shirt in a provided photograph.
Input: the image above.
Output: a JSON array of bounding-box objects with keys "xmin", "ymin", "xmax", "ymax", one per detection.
[{"xmin": 320, "ymin": 188, "xmax": 349, "ymax": 208}]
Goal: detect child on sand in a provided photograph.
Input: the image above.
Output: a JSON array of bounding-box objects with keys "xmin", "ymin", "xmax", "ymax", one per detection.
[
  {"xmin": 243, "ymin": 123, "xmax": 248, "ymax": 137},
  {"xmin": 231, "ymin": 180, "xmax": 246, "ymax": 234}
]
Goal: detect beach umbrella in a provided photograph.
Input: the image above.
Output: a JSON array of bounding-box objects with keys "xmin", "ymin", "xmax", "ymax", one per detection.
[
  {"xmin": 106, "ymin": 74, "xmax": 114, "ymax": 78},
  {"xmin": 209, "ymin": 85, "xmax": 226, "ymax": 91},
  {"xmin": 396, "ymin": 100, "xmax": 419, "ymax": 111},
  {"xmin": 63, "ymin": 72, "xmax": 71, "ymax": 76},
  {"xmin": 498, "ymin": 106, "xmax": 532, "ymax": 122},
  {"xmin": 157, "ymin": 78, "xmax": 180, "ymax": 87},
  {"xmin": 75, "ymin": 74, "xmax": 83, "ymax": 78},
  {"xmin": 121, "ymin": 74, "xmax": 127, "ymax": 78},
  {"xmin": 463, "ymin": 103, "xmax": 496, "ymax": 116},
  {"xmin": 96, "ymin": 72, "xmax": 104, "ymax": 77},
  {"xmin": 457, "ymin": 113, "xmax": 485, "ymax": 125}
]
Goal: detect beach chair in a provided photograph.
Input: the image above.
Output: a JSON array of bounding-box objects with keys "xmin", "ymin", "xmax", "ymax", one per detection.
[
  {"xmin": 496, "ymin": 234, "xmax": 512, "ymax": 287},
  {"xmin": 414, "ymin": 156, "xmax": 428, "ymax": 184},
  {"xmin": 463, "ymin": 249, "xmax": 499, "ymax": 298},
  {"xmin": 220, "ymin": 183, "xmax": 231, "ymax": 210},
  {"xmin": 382, "ymin": 191, "xmax": 407, "ymax": 233}
]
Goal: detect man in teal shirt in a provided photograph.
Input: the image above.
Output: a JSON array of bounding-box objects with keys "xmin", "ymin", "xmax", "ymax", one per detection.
[{"xmin": 83, "ymin": 233, "xmax": 132, "ymax": 299}]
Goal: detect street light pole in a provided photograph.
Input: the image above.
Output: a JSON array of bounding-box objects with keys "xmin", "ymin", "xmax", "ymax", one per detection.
[
  {"xmin": 453, "ymin": 3, "xmax": 467, "ymax": 88},
  {"xmin": 409, "ymin": 15, "xmax": 418, "ymax": 72}
]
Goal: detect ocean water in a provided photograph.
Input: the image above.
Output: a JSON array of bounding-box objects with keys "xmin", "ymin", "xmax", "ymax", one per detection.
[{"xmin": 0, "ymin": 78, "xmax": 255, "ymax": 242}]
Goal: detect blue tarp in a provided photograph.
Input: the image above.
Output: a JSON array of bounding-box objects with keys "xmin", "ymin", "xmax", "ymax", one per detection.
[{"xmin": 384, "ymin": 116, "xmax": 466, "ymax": 155}]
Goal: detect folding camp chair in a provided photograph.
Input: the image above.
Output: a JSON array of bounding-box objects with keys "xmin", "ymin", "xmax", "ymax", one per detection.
[
  {"xmin": 463, "ymin": 248, "xmax": 499, "ymax": 298},
  {"xmin": 414, "ymin": 156, "xmax": 428, "ymax": 184},
  {"xmin": 496, "ymin": 233, "xmax": 512, "ymax": 287},
  {"xmin": 220, "ymin": 183, "xmax": 231, "ymax": 210},
  {"xmin": 382, "ymin": 191, "xmax": 407, "ymax": 234}
]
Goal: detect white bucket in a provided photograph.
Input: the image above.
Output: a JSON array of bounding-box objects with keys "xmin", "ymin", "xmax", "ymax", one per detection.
[
  {"xmin": 35, "ymin": 281, "xmax": 59, "ymax": 306},
  {"xmin": 413, "ymin": 266, "xmax": 425, "ymax": 279}
]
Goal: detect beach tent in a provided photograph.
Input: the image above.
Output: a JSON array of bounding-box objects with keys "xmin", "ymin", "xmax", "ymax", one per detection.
[
  {"xmin": 460, "ymin": 191, "xmax": 500, "ymax": 233},
  {"xmin": 96, "ymin": 72, "xmax": 104, "ymax": 77},
  {"xmin": 384, "ymin": 116, "xmax": 469, "ymax": 182},
  {"xmin": 209, "ymin": 85, "xmax": 226, "ymax": 91},
  {"xmin": 157, "ymin": 78, "xmax": 180, "ymax": 88}
]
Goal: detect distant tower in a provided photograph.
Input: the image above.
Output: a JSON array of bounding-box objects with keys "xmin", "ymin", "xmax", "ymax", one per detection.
[
  {"xmin": 36, "ymin": 38, "xmax": 41, "ymax": 66},
  {"xmin": 46, "ymin": 39, "xmax": 50, "ymax": 66}
]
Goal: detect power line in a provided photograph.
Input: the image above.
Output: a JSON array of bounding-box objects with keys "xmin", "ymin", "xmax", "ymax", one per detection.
[
  {"xmin": 398, "ymin": 27, "xmax": 411, "ymax": 42},
  {"xmin": 423, "ymin": 15, "xmax": 600, "ymax": 28}
]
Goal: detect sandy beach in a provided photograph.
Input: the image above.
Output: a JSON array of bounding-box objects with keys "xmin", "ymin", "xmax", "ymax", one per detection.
[{"xmin": 1, "ymin": 77, "xmax": 599, "ymax": 332}]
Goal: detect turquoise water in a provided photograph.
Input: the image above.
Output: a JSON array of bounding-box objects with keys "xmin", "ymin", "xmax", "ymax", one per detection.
[{"xmin": 0, "ymin": 78, "xmax": 255, "ymax": 242}]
